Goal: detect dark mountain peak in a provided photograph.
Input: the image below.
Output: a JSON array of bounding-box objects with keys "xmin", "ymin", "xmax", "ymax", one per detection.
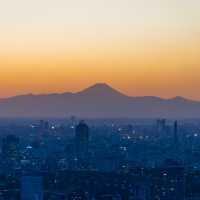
[
  {"xmin": 1, "ymin": 83, "xmax": 200, "ymax": 118},
  {"xmin": 85, "ymin": 83, "xmax": 114, "ymax": 91},
  {"xmin": 77, "ymin": 83, "xmax": 125, "ymax": 97}
]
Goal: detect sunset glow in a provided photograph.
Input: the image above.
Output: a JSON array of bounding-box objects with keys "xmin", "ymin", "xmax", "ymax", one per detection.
[{"xmin": 0, "ymin": 0, "xmax": 200, "ymax": 99}]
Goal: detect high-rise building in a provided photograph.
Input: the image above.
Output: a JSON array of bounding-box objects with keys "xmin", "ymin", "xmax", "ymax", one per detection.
[
  {"xmin": 75, "ymin": 121, "xmax": 89, "ymax": 160},
  {"xmin": 21, "ymin": 176, "xmax": 43, "ymax": 200},
  {"xmin": 174, "ymin": 120, "xmax": 178, "ymax": 144}
]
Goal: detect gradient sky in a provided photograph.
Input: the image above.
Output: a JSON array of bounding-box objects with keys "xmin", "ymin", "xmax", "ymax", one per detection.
[{"xmin": 0, "ymin": 0, "xmax": 200, "ymax": 99}]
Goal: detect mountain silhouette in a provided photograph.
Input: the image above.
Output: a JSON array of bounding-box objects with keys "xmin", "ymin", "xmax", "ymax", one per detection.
[
  {"xmin": 77, "ymin": 83, "xmax": 125, "ymax": 97},
  {"xmin": 0, "ymin": 83, "xmax": 200, "ymax": 118}
]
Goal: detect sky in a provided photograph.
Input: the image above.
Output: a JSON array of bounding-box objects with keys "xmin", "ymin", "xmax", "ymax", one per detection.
[{"xmin": 0, "ymin": 0, "xmax": 200, "ymax": 99}]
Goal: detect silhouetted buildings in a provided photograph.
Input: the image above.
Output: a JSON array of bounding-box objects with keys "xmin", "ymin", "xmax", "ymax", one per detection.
[
  {"xmin": 0, "ymin": 118, "xmax": 200, "ymax": 199},
  {"xmin": 174, "ymin": 120, "xmax": 178, "ymax": 145},
  {"xmin": 75, "ymin": 121, "xmax": 89, "ymax": 167}
]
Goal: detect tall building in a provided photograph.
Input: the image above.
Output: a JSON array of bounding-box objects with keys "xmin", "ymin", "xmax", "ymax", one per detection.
[
  {"xmin": 174, "ymin": 120, "xmax": 178, "ymax": 144},
  {"xmin": 75, "ymin": 121, "xmax": 89, "ymax": 161},
  {"xmin": 21, "ymin": 176, "xmax": 43, "ymax": 200}
]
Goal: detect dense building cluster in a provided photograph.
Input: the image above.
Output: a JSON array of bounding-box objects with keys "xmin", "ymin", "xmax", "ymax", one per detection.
[{"xmin": 0, "ymin": 118, "xmax": 200, "ymax": 199}]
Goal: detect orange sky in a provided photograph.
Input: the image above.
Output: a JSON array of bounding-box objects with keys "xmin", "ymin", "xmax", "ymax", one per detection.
[
  {"xmin": 1, "ymin": 36, "xmax": 199, "ymax": 100},
  {"xmin": 0, "ymin": 0, "xmax": 200, "ymax": 99}
]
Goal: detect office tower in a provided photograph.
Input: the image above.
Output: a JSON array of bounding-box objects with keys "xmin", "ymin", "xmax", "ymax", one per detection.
[
  {"xmin": 75, "ymin": 121, "xmax": 89, "ymax": 160},
  {"xmin": 21, "ymin": 176, "xmax": 43, "ymax": 200},
  {"xmin": 174, "ymin": 120, "xmax": 178, "ymax": 144},
  {"xmin": 2, "ymin": 135, "xmax": 20, "ymax": 163}
]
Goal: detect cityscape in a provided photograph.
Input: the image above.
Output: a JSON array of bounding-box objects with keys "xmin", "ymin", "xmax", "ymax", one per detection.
[
  {"xmin": 1, "ymin": 0, "xmax": 200, "ymax": 199},
  {"xmin": 0, "ymin": 116, "xmax": 200, "ymax": 199}
]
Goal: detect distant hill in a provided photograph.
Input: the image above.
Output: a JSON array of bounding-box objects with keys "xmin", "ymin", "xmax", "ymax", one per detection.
[{"xmin": 0, "ymin": 83, "xmax": 200, "ymax": 118}]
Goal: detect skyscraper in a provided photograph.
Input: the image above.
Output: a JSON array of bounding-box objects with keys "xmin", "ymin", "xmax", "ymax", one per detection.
[
  {"xmin": 75, "ymin": 121, "xmax": 89, "ymax": 161},
  {"xmin": 174, "ymin": 120, "xmax": 178, "ymax": 144}
]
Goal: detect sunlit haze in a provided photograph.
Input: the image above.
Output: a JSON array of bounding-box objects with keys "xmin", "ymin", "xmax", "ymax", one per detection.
[{"xmin": 0, "ymin": 0, "xmax": 200, "ymax": 99}]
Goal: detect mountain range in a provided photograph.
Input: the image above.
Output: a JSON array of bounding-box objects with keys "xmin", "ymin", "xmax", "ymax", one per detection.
[{"xmin": 0, "ymin": 83, "xmax": 200, "ymax": 118}]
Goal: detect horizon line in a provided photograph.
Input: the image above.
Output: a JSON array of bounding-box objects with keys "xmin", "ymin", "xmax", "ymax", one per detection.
[{"xmin": 0, "ymin": 82, "xmax": 198, "ymax": 102}]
